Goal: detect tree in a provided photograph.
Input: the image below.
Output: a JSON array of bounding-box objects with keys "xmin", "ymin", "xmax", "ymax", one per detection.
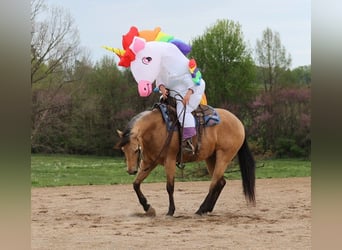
[
  {"xmin": 31, "ymin": 0, "xmax": 82, "ymax": 149},
  {"xmin": 291, "ymin": 65, "xmax": 311, "ymax": 85},
  {"xmin": 189, "ymin": 19, "xmax": 256, "ymax": 109},
  {"xmin": 255, "ymin": 28, "xmax": 292, "ymax": 92},
  {"xmin": 248, "ymin": 86, "xmax": 311, "ymax": 158},
  {"xmin": 62, "ymin": 56, "xmax": 159, "ymax": 155},
  {"xmin": 31, "ymin": 0, "xmax": 80, "ymax": 85}
]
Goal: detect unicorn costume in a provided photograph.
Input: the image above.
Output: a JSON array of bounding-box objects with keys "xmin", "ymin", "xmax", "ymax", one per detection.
[
  {"xmin": 152, "ymin": 42, "xmax": 205, "ymax": 140},
  {"xmin": 103, "ymin": 26, "xmax": 206, "ymax": 148}
]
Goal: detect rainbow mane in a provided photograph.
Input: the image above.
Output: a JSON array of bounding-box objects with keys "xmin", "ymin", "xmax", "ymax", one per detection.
[{"xmin": 103, "ymin": 26, "xmax": 191, "ymax": 67}]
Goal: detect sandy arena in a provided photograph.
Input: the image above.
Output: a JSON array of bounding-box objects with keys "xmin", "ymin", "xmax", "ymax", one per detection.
[{"xmin": 31, "ymin": 177, "xmax": 311, "ymax": 249}]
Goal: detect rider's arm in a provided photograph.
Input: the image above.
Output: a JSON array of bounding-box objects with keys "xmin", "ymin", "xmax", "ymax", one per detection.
[{"xmin": 183, "ymin": 88, "xmax": 193, "ymax": 105}]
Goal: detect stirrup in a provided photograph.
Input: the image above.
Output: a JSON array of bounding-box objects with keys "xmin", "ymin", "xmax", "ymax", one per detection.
[{"xmin": 182, "ymin": 138, "xmax": 195, "ymax": 154}]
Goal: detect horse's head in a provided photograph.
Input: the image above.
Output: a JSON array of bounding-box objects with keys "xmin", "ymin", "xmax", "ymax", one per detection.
[
  {"xmin": 129, "ymin": 37, "xmax": 162, "ymax": 97},
  {"xmin": 116, "ymin": 129, "xmax": 141, "ymax": 175}
]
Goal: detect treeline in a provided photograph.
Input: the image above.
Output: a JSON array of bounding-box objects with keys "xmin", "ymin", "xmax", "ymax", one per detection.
[
  {"xmin": 31, "ymin": 57, "xmax": 310, "ymax": 158},
  {"xmin": 31, "ymin": 3, "xmax": 310, "ymax": 158},
  {"xmin": 32, "ymin": 57, "xmax": 159, "ymax": 155}
]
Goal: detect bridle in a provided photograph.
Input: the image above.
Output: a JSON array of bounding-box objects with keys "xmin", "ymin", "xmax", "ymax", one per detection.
[
  {"xmin": 135, "ymin": 145, "xmax": 143, "ymax": 170},
  {"xmin": 135, "ymin": 117, "xmax": 178, "ymax": 173}
]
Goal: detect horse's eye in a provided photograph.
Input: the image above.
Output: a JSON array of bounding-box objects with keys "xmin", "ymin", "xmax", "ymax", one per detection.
[{"xmin": 142, "ymin": 57, "xmax": 152, "ymax": 65}]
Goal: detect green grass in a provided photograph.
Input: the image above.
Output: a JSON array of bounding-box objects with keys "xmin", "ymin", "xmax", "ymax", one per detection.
[
  {"xmin": 31, "ymin": 154, "xmax": 311, "ymax": 187},
  {"xmin": 224, "ymin": 158, "xmax": 311, "ymax": 179}
]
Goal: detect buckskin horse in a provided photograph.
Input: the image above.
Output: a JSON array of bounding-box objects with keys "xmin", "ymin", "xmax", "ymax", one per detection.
[
  {"xmin": 108, "ymin": 26, "xmax": 255, "ymax": 216},
  {"xmin": 116, "ymin": 100, "xmax": 256, "ymax": 216}
]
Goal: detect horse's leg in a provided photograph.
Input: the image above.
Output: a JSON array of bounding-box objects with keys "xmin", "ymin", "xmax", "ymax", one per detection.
[
  {"xmin": 164, "ymin": 159, "xmax": 176, "ymax": 216},
  {"xmin": 205, "ymin": 154, "xmax": 216, "ymax": 176},
  {"xmin": 194, "ymin": 154, "xmax": 219, "ymax": 215},
  {"xmin": 166, "ymin": 176, "xmax": 175, "ymax": 216},
  {"xmin": 206, "ymin": 177, "xmax": 226, "ymax": 212},
  {"xmin": 195, "ymin": 150, "xmax": 231, "ymax": 215},
  {"xmin": 195, "ymin": 177, "xmax": 226, "ymax": 215},
  {"xmin": 133, "ymin": 163, "xmax": 157, "ymax": 214}
]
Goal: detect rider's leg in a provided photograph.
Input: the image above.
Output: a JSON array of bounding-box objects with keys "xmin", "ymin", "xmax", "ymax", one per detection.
[{"xmin": 177, "ymin": 103, "xmax": 196, "ymax": 153}]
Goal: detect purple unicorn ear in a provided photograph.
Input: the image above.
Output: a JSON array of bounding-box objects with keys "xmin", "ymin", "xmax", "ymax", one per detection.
[
  {"xmin": 170, "ymin": 39, "xmax": 191, "ymax": 55},
  {"xmin": 129, "ymin": 37, "xmax": 146, "ymax": 55}
]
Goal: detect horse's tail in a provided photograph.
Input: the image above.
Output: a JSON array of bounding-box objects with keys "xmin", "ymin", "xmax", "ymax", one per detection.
[{"xmin": 237, "ymin": 137, "xmax": 256, "ymax": 205}]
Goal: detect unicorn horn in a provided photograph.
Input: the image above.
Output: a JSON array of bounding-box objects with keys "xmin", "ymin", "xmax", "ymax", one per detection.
[{"xmin": 102, "ymin": 46, "xmax": 125, "ymax": 58}]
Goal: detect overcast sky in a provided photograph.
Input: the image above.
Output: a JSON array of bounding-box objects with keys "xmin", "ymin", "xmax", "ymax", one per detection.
[{"xmin": 46, "ymin": 0, "xmax": 311, "ymax": 69}]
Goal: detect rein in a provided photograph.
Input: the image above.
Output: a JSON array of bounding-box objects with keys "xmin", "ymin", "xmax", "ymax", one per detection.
[
  {"xmin": 140, "ymin": 90, "xmax": 186, "ymax": 172},
  {"xmin": 140, "ymin": 108, "xmax": 179, "ymax": 172}
]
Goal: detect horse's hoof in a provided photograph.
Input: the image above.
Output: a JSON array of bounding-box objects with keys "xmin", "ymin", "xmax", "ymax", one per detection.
[
  {"xmin": 195, "ymin": 210, "xmax": 205, "ymax": 216},
  {"xmin": 145, "ymin": 206, "xmax": 156, "ymax": 217},
  {"xmin": 165, "ymin": 214, "xmax": 174, "ymax": 219}
]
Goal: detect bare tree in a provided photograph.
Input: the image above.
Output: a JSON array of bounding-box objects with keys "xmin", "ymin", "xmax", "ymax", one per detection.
[
  {"xmin": 31, "ymin": 0, "xmax": 80, "ymax": 85},
  {"xmin": 31, "ymin": 0, "xmax": 45, "ymax": 22},
  {"xmin": 255, "ymin": 28, "xmax": 292, "ymax": 92},
  {"xmin": 31, "ymin": 0, "xmax": 81, "ymax": 148}
]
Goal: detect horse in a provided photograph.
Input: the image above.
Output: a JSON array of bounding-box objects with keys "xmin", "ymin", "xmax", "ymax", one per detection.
[
  {"xmin": 107, "ymin": 26, "xmax": 255, "ymax": 215},
  {"xmin": 116, "ymin": 102, "xmax": 256, "ymax": 216}
]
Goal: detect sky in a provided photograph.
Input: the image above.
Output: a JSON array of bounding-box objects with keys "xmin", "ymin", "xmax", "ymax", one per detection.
[{"xmin": 45, "ymin": 0, "xmax": 311, "ymax": 69}]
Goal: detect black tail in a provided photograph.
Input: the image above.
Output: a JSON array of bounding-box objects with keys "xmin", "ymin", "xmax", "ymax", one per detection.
[{"xmin": 237, "ymin": 137, "xmax": 256, "ymax": 205}]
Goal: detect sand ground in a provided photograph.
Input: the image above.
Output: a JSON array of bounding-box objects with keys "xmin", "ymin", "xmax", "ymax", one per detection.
[{"xmin": 31, "ymin": 177, "xmax": 311, "ymax": 249}]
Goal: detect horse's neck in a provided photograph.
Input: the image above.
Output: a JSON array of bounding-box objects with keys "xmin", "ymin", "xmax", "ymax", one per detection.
[{"xmin": 137, "ymin": 109, "xmax": 163, "ymax": 135}]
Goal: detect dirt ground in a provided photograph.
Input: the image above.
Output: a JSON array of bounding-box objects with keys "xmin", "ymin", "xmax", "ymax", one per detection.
[{"xmin": 31, "ymin": 177, "xmax": 311, "ymax": 250}]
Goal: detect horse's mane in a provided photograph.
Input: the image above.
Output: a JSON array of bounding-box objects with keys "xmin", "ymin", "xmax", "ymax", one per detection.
[{"xmin": 118, "ymin": 111, "xmax": 150, "ymax": 147}]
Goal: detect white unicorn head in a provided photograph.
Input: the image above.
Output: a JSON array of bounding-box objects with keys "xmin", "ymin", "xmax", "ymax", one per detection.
[
  {"xmin": 103, "ymin": 26, "xmax": 192, "ymax": 97},
  {"xmin": 129, "ymin": 37, "xmax": 163, "ymax": 97}
]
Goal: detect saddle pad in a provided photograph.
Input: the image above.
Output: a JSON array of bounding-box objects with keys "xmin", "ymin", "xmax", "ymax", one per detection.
[
  {"xmin": 158, "ymin": 104, "xmax": 177, "ymax": 131},
  {"xmin": 195, "ymin": 104, "xmax": 221, "ymax": 127}
]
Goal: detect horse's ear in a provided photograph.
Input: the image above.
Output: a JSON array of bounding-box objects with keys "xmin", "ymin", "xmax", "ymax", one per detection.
[
  {"xmin": 129, "ymin": 36, "xmax": 146, "ymax": 55},
  {"xmin": 113, "ymin": 142, "xmax": 121, "ymax": 150},
  {"xmin": 117, "ymin": 129, "xmax": 123, "ymax": 138},
  {"xmin": 114, "ymin": 130, "xmax": 123, "ymax": 150}
]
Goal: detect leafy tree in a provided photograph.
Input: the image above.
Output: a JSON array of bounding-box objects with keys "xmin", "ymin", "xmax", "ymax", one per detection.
[
  {"xmin": 255, "ymin": 27, "xmax": 292, "ymax": 92},
  {"xmin": 291, "ymin": 65, "xmax": 311, "ymax": 85},
  {"xmin": 189, "ymin": 19, "xmax": 256, "ymax": 109}
]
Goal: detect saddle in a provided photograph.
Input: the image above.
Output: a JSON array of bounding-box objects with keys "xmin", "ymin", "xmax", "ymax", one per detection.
[{"xmin": 153, "ymin": 96, "xmax": 220, "ymax": 154}]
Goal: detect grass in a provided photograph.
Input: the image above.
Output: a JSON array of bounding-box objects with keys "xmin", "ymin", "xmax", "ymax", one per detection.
[
  {"xmin": 224, "ymin": 158, "xmax": 311, "ymax": 179},
  {"xmin": 31, "ymin": 154, "xmax": 311, "ymax": 187}
]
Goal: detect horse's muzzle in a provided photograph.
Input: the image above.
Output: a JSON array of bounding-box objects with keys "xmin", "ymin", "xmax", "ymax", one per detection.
[{"xmin": 127, "ymin": 169, "xmax": 138, "ymax": 175}]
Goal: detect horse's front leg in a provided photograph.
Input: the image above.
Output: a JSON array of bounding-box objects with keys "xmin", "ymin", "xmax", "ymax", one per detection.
[
  {"xmin": 133, "ymin": 162, "xmax": 157, "ymax": 216},
  {"xmin": 166, "ymin": 176, "xmax": 175, "ymax": 216},
  {"xmin": 165, "ymin": 159, "xmax": 176, "ymax": 216}
]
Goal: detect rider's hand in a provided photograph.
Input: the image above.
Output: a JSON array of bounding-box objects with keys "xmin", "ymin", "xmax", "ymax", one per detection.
[
  {"xmin": 183, "ymin": 89, "xmax": 194, "ymax": 105},
  {"xmin": 159, "ymin": 85, "xmax": 168, "ymax": 99}
]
